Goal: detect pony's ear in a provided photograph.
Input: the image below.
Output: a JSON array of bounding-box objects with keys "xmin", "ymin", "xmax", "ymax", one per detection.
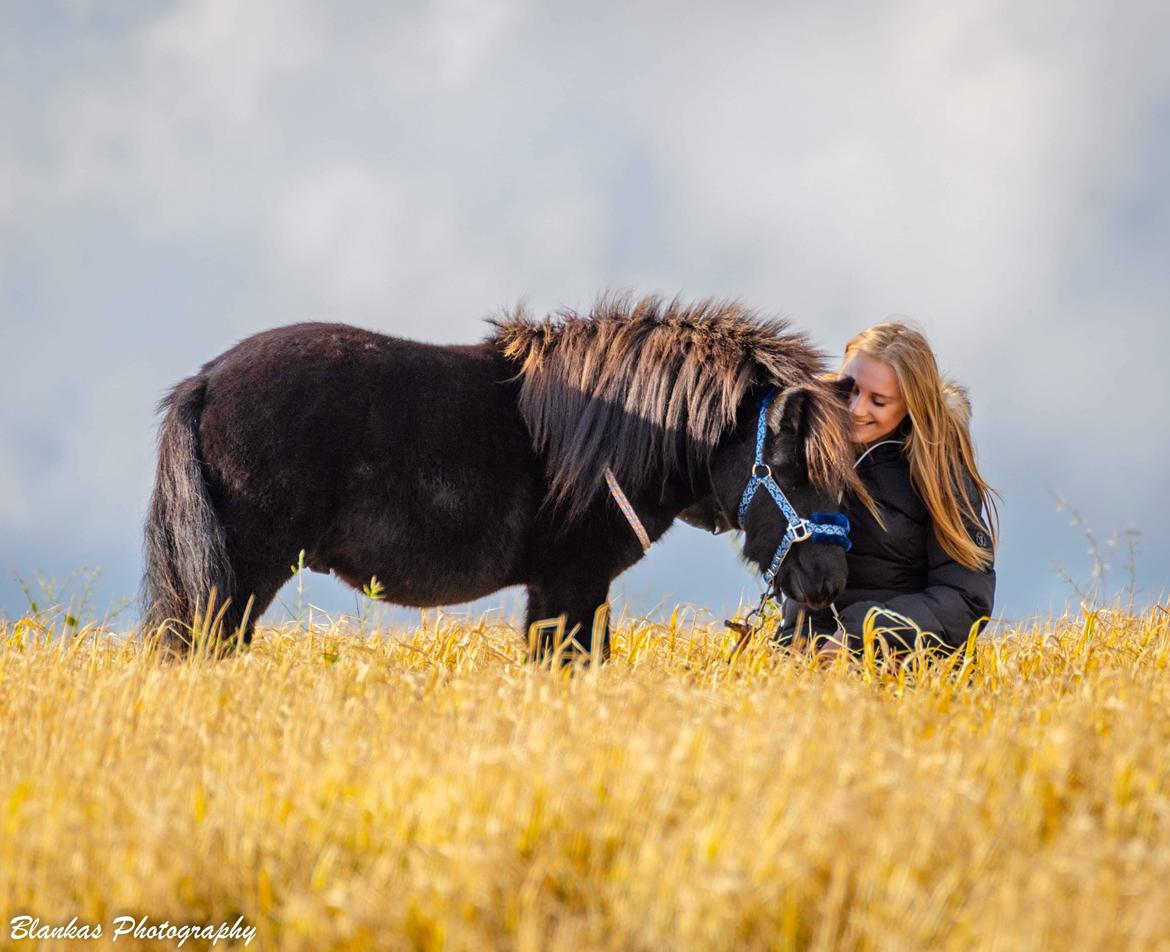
[
  {"xmin": 833, "ymin": 374, "xmax": 855, "ymax": 402},
  {"xmin": 767, "ymin": 385, "xmax": 809, "ymax": 435}
]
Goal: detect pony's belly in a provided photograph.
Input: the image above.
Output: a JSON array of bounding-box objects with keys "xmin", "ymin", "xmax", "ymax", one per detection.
[
  {"xmin": 313, "ymin": 486, "xmax": 530, "ymax": 604},
  {"xmin": 328, "ymin": 551, "xmax": 518, "ymax": 608}
]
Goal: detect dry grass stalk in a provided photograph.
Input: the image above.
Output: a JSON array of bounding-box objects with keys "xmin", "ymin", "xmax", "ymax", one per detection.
[{"xmin": 2, "ymin": 604, "xmax": 1169, "ymax": 950}]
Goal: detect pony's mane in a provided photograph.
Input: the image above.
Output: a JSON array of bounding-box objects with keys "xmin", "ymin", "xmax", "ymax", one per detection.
[{"xmin": 489, "ymin": 293, "xmax": 862, "ymax": 518}]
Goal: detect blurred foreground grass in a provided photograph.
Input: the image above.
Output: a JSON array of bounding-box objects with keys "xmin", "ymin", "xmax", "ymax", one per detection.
[{"xmin": 2, "ymin": 605, "xmax": 1170, "ymax": 950}]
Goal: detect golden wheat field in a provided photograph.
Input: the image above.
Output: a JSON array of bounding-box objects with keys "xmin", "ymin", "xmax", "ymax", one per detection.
[{"xmin": 2, "ymin": 603, "xmax": 1170, "ymax": 951}]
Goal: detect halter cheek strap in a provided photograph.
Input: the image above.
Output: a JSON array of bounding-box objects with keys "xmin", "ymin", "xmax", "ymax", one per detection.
[{"xmin": 738, "ymin": 388, "xmax": 852, "ymax": 585}]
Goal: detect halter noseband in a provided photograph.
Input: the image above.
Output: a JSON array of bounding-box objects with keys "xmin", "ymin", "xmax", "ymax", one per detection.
[{"xmin": 737, "ymin": 388, "xmax": 852, "ymax": 586}]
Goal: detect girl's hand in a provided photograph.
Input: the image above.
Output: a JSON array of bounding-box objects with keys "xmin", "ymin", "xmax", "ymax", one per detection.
[{"xmin": 815, "ymin": 635, "xmax": 849, "ymax": 663}]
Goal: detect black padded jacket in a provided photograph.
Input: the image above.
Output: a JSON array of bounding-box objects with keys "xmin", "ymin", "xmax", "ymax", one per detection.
[{"xmin": 777, "ymin": 416, "xmax": 996, "ymax": 653}]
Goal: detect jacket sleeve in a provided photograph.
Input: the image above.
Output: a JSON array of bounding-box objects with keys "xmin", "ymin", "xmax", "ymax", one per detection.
[{"xmin": 837, "ymin": 479, "xmax": 996, "ymax": 652}]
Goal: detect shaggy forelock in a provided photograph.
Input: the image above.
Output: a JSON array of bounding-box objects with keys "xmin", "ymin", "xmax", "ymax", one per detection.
[{"xmin": 489, "ymin": 293, "xmax": 861, "ymax": 517}]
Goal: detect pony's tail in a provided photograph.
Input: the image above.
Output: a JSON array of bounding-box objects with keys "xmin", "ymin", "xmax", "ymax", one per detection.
[{"xmin": 141, "ymin": 375, "xmax": 234, "ymax": 654}]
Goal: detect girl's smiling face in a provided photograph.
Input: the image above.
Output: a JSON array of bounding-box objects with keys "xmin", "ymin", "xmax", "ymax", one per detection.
[{"xmin": 841, "ymin": 350, "xmax": 908, "ymax": 444}]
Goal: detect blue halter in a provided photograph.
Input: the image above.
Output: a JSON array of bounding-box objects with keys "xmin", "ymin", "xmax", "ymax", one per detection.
[{"xmin": 737, "ymin": 388, "xmax": 852, "ymax": 586}]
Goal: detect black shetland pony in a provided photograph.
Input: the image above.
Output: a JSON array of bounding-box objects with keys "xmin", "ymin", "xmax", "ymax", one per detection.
[{"xmin": 143, "ymin": 295, "xmax": 867, "ymax": 659}]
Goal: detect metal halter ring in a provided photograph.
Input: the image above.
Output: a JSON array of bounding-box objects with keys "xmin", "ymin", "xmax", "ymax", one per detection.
[
  {"xmin": 785, "ymin": 519, "xmax": 813, "ymax": 544},
  {"xmin": 751, "ymin": 463, "xmax": 772, "ymax": 480}
]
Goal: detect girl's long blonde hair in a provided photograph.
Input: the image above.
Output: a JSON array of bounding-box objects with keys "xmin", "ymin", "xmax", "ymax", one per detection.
[{"xmin": 842, "ymin": 321, "xmax": 999, "ymax": 572}]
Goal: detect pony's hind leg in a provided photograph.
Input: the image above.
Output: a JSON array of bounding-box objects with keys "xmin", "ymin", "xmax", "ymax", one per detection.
[
  {"xmin": 219, "ymin": 561, "xmax": 288, "ymax": 650},
  {"xmin": 192, "ymin": 537, "xmax": 290, "ymax": 654}
]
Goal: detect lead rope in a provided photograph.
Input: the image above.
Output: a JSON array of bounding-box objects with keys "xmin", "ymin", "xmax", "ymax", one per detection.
[
  {"xmin": 726, "ymin": 588, "xmax": 772, "ymax": 658},
  {"xmin": 604, "ymin": 465, "xmax": 652, "ymax": 554}
]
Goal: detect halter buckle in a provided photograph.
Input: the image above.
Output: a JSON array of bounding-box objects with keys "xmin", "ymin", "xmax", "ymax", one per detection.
[{"xmin": 786, "ymin": 519, "xmax": 812, "ymax": 544}]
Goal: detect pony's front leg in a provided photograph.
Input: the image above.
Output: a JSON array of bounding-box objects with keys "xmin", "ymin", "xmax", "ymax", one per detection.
[{"xmin": 524, "ymin": 578, "xmax": 611, "ymax": 665}]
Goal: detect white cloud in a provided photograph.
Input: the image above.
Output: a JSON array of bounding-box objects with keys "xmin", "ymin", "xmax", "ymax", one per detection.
[
  {"xmin": 141, "ymin": 0, "xmax": 323, "ymax": 123},
  {"xmin": 427, "ymin": 0, "xmax": 525, "ymax": 89},
  {"xmin": 271, "ymin": 165, "xmax": 446, "ymax": 311}
]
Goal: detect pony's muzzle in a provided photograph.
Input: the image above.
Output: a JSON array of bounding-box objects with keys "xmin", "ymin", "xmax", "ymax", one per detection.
[{"xmin": 781, "ymin": 564, "xmax": 839, "ymax": 611}]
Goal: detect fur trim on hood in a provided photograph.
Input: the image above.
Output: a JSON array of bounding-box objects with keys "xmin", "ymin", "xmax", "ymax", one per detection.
[{"xmin": 942, "ymin": 377, "xmax": 972, "ymax": 429}]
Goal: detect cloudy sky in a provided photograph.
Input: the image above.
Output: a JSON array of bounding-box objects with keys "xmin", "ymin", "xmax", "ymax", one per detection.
[{"xmin": 2, "ymin": 0, "xmax": 1167, "ymax": 629}]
